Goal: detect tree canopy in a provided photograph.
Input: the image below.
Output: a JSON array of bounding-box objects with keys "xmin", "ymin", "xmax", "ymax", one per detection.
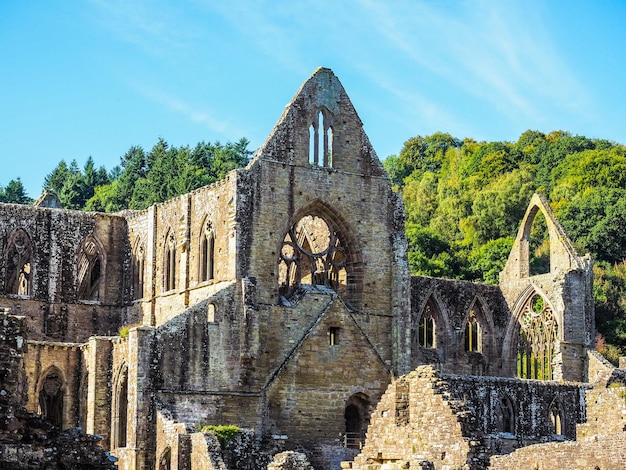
[{"xmin": 41, "ymin": 138, "xmax": 252, "ymax": 212}]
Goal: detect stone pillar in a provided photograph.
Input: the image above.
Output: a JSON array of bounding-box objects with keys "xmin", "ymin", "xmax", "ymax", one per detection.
[
  {"xmin": 85, "ymin": 336, "xmax": 113, "ymax": 446},
  {"xmin": 127, "ymin": 326, "xmax": 155, "ymax": 470}
]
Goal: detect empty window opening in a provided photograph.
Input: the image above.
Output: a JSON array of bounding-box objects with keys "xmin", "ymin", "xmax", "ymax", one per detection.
[
  {"xmin": 159, "ymin": 447, "xmax": 172, "ymax": 470},
  {"xmin": 39, "ymin": 369, "xmax": 63, "ymax": 428},
  {"xmin": 464, "ymin": 309, "xmax": 481, "ymax": 352},
  {"xmin": 114, "ymin": 368, "xmax": 128, "ymax": 448},
  {"xmin": 516, "ymin": 294, "xmax": 557, "ymax": 380},
  {"xmin": 550, "ymin": 401, "xmax": 563, "ymax": 435},
  {"xmin": 207, "ymin": 303, "xmax": 216, "ymax": 323},
  {"xmin": 6, "ymin": 229, "xmax": 32, "ymax": 296},
  {"xmin": 164, "ymin": 232, "xmax": 176, "ymax": 292},
  {"xmin": 133, "ymin": 243, "xmax": 145, "ymax": 300},
  {"xmin": 497, "ymin": 396, "xmax": 515, "ymax": 434},
  {"xmin": 529, "ymin": 210, "xmax": 550, "ymax": 275},
  {"xmin": 418, "ymin": 302, "xmax": 436, "ymax": 349},
  {"xmin": 278, "ymin": 214, "xmax": 347, "ymax": 299},
  {"xmin": 200, "ymin": 221, "xmax": 215, "ymax": 282},
  {"xmin": 308, "ymin": 109, "xmax": 333, "ymax": 168},
  {"xmin": 329, "ymin": 327, "xmax": 339, "ymax": 345},
  {"xmin": 77, "ymin": 237, "xmax": 103, "ymax": 300}
]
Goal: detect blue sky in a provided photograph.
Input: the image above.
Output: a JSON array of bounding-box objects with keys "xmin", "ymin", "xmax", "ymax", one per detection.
[{"xmin": 2, "ymin": 0, "xmax": 625, "ymax": 199}]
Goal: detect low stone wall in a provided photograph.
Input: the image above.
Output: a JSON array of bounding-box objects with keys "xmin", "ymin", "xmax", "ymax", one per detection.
[{"xmin": 489, "ymin": 434, "xmax": 626, "ymax": 469}]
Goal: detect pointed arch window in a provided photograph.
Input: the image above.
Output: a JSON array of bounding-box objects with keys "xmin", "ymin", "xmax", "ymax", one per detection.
[
  {"xmin": 464, "ymin": 305, "xmax": 482, "ymax": 352},
  {"xmin": 309, "ymin": 109, "xmax": 333, "ymax": 167},
  {"xmin": 112, "ymin": 365, "xmax": 128, "ymax": 448},
  {"xmin": 164, "ymin": 230, "xmax": 176, "ymax": 292},
  {"xmin": 77, "ymin": 236, "xmax": 103, "ymax": 300},
  {"xmin": 278, "ymin": 214, "xmax": 346, "ymax": 298},
  {"xmin": 38, "ymin": 368, "xmax": 64, "ymax": 428},
  {"xmin": 496, "ymin": 395, "xmax": 515, "ymax": 434},
  {"xmin": 133, "ymin": 241, "xmax": 145, "ymax": 299},
  {"xmin": 517, "ymin": 294, "xmax": 558, "ymax": 380},
  {"xmin": 418, "ymin": 300, "xmax": 436, "ymax": 349},
  {"xmin": 6, "ymin": 229, "xmax": 32, "ymax": 296},
  {"xmin": 549, "ymin": 400, "xmax": 563, "ymax": 435},
  {"xmin": 199, "ymin": 219, "xmax": 215, "ymax": 283}
]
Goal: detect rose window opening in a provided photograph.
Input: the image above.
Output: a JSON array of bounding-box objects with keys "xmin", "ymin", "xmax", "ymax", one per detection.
[{"xmin": 278, "ymin": 215, "xmax": 347, "ymax": 298}]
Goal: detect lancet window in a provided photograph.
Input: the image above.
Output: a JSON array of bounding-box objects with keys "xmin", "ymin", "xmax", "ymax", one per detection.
[
  {"xmin": 496, "ymin": 395, "xmax": 515, "ymax": 434},
  {"xmin": 6, "ymin": 229, "xmax": 32, "ymax": 296},
  {"xmin": 199, "ymin": 219, "xmax": 215, "ymax": 282},
  {"xmin": 77, "ymin": 236, "xmax": 103, "ymax": 300},
  {"xmin": 516, "ymin": 294, "xmax": 558, "ymax": 380},
  {"xmin": 133, "ymin": 241, "xmax": 145, "ymax": 299},
  {"xmin": 549, "ymin": 400, "xmax": 563, "ymax": 435},
  {"xmin": 278, "ymin": 214, "xmax": 346, "ymax": 298},
  {"xmin": 112, "ymin": 365, "xmax": 128, "ymax": 448},
  {"xmin": 164, "ymin": 230, "xmax": 176, "ymax": 292},
  {"xmin": 309, "ymin": 109, "xmax": 333, "ymax": 167},
  {"xmin": 418, "ymin": 300, "xmax": 436, "ymax": 349},
  {"xmin": 464, "ymin": 305, "xmax": 481, "ymax": 352}
]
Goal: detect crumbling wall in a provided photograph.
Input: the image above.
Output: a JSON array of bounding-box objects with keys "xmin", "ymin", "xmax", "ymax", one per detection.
[
  {"xmin": 0, "ymin": 313, "xmax": 116, "ymax": 469},
  {"xmin": 347, "ymin": 366, "xmax": 587, "ymax": 470},
  {"xmin": 0, "ymin": 205, "xmax": 129, "ymax": 342},
  {"xmin": 410, "ymin": 276, "xmax": 511, "ymax": 376}
]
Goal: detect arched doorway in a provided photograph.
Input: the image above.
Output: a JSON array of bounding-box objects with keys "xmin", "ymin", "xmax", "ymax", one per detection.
[
  {"xmin": 38, "ymin": 368, "xmax": 64, "ymax": 428},
  {"xmin": 343, "ymin": 393, "xmax": 370, "ymax": 449}
]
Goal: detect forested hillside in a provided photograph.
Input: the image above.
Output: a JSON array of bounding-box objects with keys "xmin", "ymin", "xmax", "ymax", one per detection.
[{"xmin": 384, "ymin": 130, "xmax": 626, "ymax": 362}]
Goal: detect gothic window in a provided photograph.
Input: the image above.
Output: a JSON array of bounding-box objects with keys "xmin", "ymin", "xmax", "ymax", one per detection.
[
  {"xmin": 164, "ymin": 230, "xmax": 176, "ymax": 292},
  {"xmin": 308, "ymin": 109, "xmax": 333, "ymax": 167},
  {"xmin": 199, "ymin": 220, "xmax": 215, "ymax": 282},
  {"xmin": 133, "ymin": 241, "xmax": 145, "ymax": 300},
  {"xmin": 464, "ymin": 306, "xmax": 481, "ymax": 352},
  {"xmin": 418, "ymin": 300, "xmax": 436, "ymax": 348},
  {"xmin": 158, "ymin": 448, "xmax": 172, "ymax": 470},
  {"xmin": 6, "ymin": 229, "xmax": 32, "ymax": 296},
  {"xmin": 496, "ymin": 395, "xmax": 515, "ymax": 434},
  {"xmin": 278, "ymin": 214, "xmax": 346, "ymax": 298},
  {"xmin": 516, "ymin": 294, "xmax": 558, "ymax": 380},
  {"xmin": 38, "ymin": 368, "xmax": 64, "ymax": 428},
  {"xmin": 113, "ymin": 366, "xmax": 128, "ymax": 448},
  {"xmin": 549, "ymin": 400, "xmax": 563, "ymax": 435},
  {"xmin": 77, "ymin": 236, "xmax": 103, "ymax": 301}
]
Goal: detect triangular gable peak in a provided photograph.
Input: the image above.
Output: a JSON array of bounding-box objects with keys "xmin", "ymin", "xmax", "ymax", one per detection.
[
  {"xmin": 252, "ymin": 67, "xmax": 386, "ymax": 177},
  {"xmin": 502, "ymin": 193, "xmax": 586, "ymax": 280}
]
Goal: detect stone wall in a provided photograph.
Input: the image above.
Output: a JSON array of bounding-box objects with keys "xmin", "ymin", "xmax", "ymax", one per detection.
[
  {"xmin": 347, "ymin": 366, "xmax": 587, "ymax": 470},
  {"xmin": 0, "ymin": 313, "xmax": 116, "ymax": 469},
  {"xmin": 409, "ymin": 276, "xmax": 510, "ymax": 376}
]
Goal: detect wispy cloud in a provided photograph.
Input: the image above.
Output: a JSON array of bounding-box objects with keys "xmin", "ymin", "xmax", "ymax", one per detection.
[
  {"xmin": 88, "ymin": 0, "xmax": 196, "ymax": 57},
  {"xmin": 353, "ymin": 0, "xmax": 590, "ymax": 128}
]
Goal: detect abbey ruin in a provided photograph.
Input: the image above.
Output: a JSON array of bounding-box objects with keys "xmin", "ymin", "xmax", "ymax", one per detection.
[{"xmin": 0, "ymin": 68, "xmax": 625, "ymax": 469}]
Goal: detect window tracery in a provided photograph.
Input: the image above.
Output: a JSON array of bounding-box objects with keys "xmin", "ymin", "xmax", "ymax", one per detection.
[
  {"xmin": 199, "ymin": 219, "xmax": 215, "ymax": 282},
  {"xmin": 418, "ymin": 300, "xmax": 436, "ymax": 349},
  {"xmin": 278, "ymin": 215, "xmax": 346, "ymax": 298},
  {"xmin": 164, "ymin": 230, "xmax": 176, "ymax": 292},
  {"xmin": 516, "ymin": 294, "xmax": 557, "ymax": 380},
  {"xmin": 6, "ymin": 229, "xmax": 32, "ymax": 296},
  {"xmin": 464, "ymin": 305, "xmax": 481, "ymax": 352},
  {"xmin": 77, "ymin": 236, "xmax": 102, "ymax": 300}
]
